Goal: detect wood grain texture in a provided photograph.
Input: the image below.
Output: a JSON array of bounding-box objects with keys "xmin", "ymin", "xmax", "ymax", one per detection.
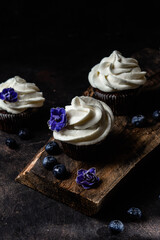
[{"xmin": 16, "ymin": 48, "xmax": 160, "ymax": 216}]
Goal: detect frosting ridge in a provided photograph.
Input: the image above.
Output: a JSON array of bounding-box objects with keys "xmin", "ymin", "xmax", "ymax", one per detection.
[{"xmin": 88, "ymin": 50, "xmax": 146, "ymax": 92}]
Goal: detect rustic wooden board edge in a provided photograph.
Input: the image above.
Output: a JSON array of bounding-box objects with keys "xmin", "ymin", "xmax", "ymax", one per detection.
[
  {"xmin": 16, "ymin": 175, "xmax": 100, "ymax": 216},
  {"xmin": 15, "ymin": 143, "xmax": 100, "ymax": 216}
]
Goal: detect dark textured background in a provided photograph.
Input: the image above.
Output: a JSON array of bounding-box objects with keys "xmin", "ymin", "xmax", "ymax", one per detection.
[
  {"xmin": 0, "ymin": 1, "xmax": 160, "ymax": 62},
  {"xmin": 1, "ymin": 2, "xmax": 160, "ymax": 240}
]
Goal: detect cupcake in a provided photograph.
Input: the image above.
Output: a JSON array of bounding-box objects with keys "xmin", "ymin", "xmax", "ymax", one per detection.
[
  {"xmin": 0, "ymin": 76, "xmax": 45, "ymax": 133},
  {"xmin": 88, "ymin": 50, "xmax": 146, "ymax": 115},
  {"xmin": 48, "ymin": 96, "xmax": 114, "ymax": 160}
]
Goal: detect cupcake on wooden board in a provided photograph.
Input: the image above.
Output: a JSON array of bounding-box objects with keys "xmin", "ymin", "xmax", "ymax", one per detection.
[
  {"xmin": 0, "ymin": 76, "xmax": 45, "ymax": 133},
  {"xmin": 48, "ymin": 96, "xmax": 114, "ymax": 160},
  {"xmin": 88, "ymin": 50, "xmax": 146, "ymax": 115}
]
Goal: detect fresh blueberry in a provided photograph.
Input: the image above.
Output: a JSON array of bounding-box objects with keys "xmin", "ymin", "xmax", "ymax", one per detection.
[
  {"xmin": 152, "ymin": 110, "xmax": 160, "ymax": 121},
  {"xmin": 53, "ymin": 164, "xmax": 67, "ymax": 179},
  {"xmin": 127, "ymin": 207, "xmax": 142, "ymax": 220},
  {"xmin": 45, "ymin": 141, "xmax": 61, "ymax": 155},
  {"xmin": 42, "ymin": 155, "xmax": 58, "ymax": 171},
  {"xmin": 131, "ymin": 115, "xmax": 146, "ymax": 127},
  {"xmin": 18, "ymin": 128, "xmax": 31, "ymax": 140},
  {"xmin": 5, "ymin": 138, "xmax": 17, "ymax": 149},
  {"xmin": 108, "ymin": 220, "xmax": 124, "ymax": 234}
]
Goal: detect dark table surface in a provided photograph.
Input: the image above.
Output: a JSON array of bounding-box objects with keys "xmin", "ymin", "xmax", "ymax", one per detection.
[
  {"xmin": 1, "ymin": 44, "xmax": 160, "ymax": 240},
  {"xmin": 1, "ymin": 3, "xmax": 160, "ymax": 239}
]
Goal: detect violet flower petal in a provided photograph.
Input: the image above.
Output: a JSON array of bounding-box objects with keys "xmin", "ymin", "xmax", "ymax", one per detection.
[
  {"xmin": 77, "ymin": 169, "xmax": 86, "ymax": 176},
  {"xmin": 81, "ymin": 184, "xmax": 91, "ymax": 190},
  {"xmin": 81, "ymin": 180, "xmax": 95, "ymax": 186},
  {"xmin": 76, "ymin": 175, "xmax": 84, "ymax": 184},
  {"xmin": 59, "ymin": 108, "xmax": 65, "ymax": 114},
  {"xmin": 0, "ymin": 93, "xmax": 4, "ymax": 100},
  {"xmin": 87, "ymin": 167, "xmax": 96, "ymax": 175},
  {"xmin": 2, "ymin": 88, "xmax": 8, "ymax": 94}
]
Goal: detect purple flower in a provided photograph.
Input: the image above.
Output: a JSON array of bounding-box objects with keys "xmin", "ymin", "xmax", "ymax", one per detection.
[
  {"xmin": 76, "ymin": 167, "xmax": 100, "ymax": 189},
  {"xmin": 48, "ymin": 107, "xmax": 67, "ymax": 132},
  {"xmin": 0, "ymin": 88, "xmax": 18, "ymax": 102}
]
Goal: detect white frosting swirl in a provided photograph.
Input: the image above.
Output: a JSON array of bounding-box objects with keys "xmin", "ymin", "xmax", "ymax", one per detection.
[
  {"xmin": 88, "ymin": 50, "xmax": 146, "ymax": 92},
  {"xmin": 53, "ymin": 96, "xmax": 114, "ymax": 146},
  {"xmin": 0, "ymin": 76, "xmax": 45, "ymax": 114}
]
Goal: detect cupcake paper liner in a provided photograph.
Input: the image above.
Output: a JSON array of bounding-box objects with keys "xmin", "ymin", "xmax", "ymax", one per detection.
[
  {"xmin": 93, "ymin": 88, "xmax": 140, "ymax": 115},
  {"xmin": 0, "ymin": 108, "xmax": 38, "ymax": 133},
  {"xmin": 61, "ymin": 140, "xmax": 107, "ymax": 161}
]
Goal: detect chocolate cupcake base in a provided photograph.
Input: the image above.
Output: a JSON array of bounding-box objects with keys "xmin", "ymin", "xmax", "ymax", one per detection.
[
  {"xmin": 93, "ymin": 88, "xmax": 140, "ymax": 115},
  {"xmin": 61, "ymin": 140, "xmax": 108, "ymax": 161},
  {"xmin": 0, "ymin": 108, "xmax": 38, "ymax": 133}
]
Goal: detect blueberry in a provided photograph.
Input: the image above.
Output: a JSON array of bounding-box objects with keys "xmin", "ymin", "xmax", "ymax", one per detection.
[
  {"xmin": 53, "ymin": 164, "xmax": 67, "ymax": 179},
  {"xmin": 45, "ymin": 141, "xmax": 61, "ymax": 155},
  {"xmin": 108, "ymin": 220, "xmax": 124, "ymax": 234},
  {"xmin": 152, "ymin": 110, "xmax": 160, "ymax": 121},
  {"xmin": 131, "ymin": 115, "xmax": 146, "ymax": 127},
  {"xmin": 127, "ymin": 207, "xmax": 142, "ymax": 220},
  {"xmin": 5, "ymin": 138, "xmax": 17, "ymax": 149},
  {"xmin": 18, "ymin": 128, "xmax": 31, "ymax": 140},
  {"xmin": 42, "ymin": 155, "xmax": 57, "ymax": 171}
]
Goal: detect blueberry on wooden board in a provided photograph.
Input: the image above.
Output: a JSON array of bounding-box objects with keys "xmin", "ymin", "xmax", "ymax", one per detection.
[
  {"xmin": 42, "ymin": 156, "xmax": 58, "ymax": 171},
  {"xmin": 53, "ymin": 164, "xmax": 67, "ymax": 179},
  {"xmin": 45, "ymin": 141, "xmax": 61, "ymax": 155}
]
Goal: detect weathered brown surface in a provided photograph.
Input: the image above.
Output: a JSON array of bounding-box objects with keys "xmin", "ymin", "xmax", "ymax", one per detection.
[{"xmin": 16, "ymin": 48, "xmax": 160, "ymax": 216}]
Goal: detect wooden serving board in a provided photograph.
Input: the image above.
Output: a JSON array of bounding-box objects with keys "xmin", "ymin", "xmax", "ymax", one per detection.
[{"xmin": 16, "ymin": 48, "xmax": 160, "ymax": 216}]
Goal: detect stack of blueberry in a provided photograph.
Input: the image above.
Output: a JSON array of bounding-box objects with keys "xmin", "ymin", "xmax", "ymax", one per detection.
[{"xmin": 43, "ymin": 141, "xmax": 67, "ymax": 179}]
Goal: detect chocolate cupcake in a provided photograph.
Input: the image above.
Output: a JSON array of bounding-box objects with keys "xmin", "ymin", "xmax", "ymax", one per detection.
[
  {"xmin": 88, "ymin": 50, "xmax": 146, "ymax": 115},
  {"xmin": 48, "ymin": 96, "xmax": 114, "ymax": 160},
  {"xmin": 0, "ymin": 76, "xmax": 45, "ymax": 133}
]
